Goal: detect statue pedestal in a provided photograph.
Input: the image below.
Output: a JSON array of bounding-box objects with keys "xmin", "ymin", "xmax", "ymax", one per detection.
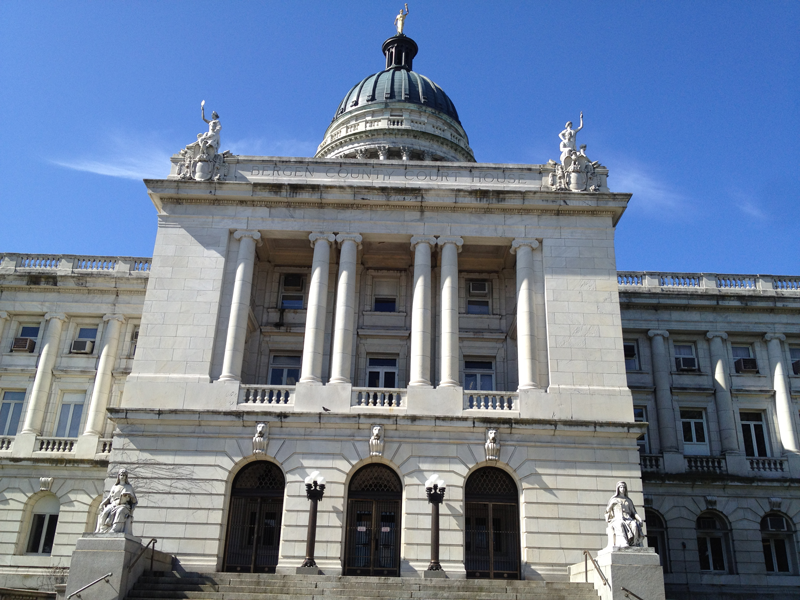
[
  {"xmin": 569, "ymin": 547, "xmax": 665, "ymax": 600},
  {"xmin": 64, "ymin": 533, "xmax": 173, "ymax": 600}
]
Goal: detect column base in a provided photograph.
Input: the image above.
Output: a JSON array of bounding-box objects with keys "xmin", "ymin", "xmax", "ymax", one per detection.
[
  {"xmin": 218, "ymin": 374, "xmax": 240, "ymax": 382},
  {"xmin": 75, "ymin": 433, "xmax": 100, "ymax": 459},
  {"xmin": 423, "ymin": 570, "xmax": 447, "ymax": 578},
  {"xmin": 407, "ymin": 380, "xmax": 433, "ymax": 388}
]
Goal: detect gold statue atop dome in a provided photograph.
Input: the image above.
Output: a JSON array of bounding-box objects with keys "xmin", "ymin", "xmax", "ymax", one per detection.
[{"xmin": 394, "ymin": 4, "xmax": 409, "ymax": 35}]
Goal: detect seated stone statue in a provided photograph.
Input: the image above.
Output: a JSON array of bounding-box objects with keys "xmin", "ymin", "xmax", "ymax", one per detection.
[
  {"xmin": 95, "ymin": 468, "xmax": 138, "ymax": 534},
  {"xmin": 605, "ymin": 481, "xmax": 644, "ymax": 548}
]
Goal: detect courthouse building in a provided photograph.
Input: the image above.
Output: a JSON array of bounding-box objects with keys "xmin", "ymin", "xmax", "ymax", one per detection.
[{"xmin": 0, "ymin": 29, "xmax": 799, "ymax": 600}]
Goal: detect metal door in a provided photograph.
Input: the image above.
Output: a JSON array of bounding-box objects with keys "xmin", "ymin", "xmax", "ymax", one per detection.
[
  {"xmin": 464, "ymin": 468, "xmax": 520, "ymax": 579},
  {"xmin": 344, "ymin": 499, "xmax": 400, "ymax": 576},
  {"xmin": 223, "ymin": 462, "xmax": 285, "ymax": 573}
]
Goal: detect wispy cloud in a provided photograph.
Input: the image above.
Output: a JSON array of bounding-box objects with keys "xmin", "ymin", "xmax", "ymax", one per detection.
[
  {"xmin": 50, "ymin": 133, "xmax": 174, "ymax": 180},
  {"xmin": 612, "ymin": 162, "xmax": 687, "ymax": 212}
]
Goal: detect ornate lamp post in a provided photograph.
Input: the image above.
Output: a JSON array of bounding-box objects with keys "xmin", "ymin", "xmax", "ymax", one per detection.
[
  {"xmin": 425, "ymin": 474, "xmax": 446, "ymax": 573},
  {"xmin": 300, "ymin": 471, "xmax": 326, "ymax": 571}
]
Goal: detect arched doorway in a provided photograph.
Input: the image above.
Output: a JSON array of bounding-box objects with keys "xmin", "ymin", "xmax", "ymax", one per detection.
[
  {"xmin": 464, "ymin": 467, "xmax": 520, "ymax": 579},
  {"xmin": 344, "ymin": 464, "xmax": 402, "ymax": 576},
  {"xmin": 223, "ymin": 461, "xmax": 285, "ymax": 573}
]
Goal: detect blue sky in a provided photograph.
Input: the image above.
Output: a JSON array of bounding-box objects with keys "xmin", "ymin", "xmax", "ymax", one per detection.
[{"xmin": 1, "ymin": 1, "xmax": 798, "ymax": 275}]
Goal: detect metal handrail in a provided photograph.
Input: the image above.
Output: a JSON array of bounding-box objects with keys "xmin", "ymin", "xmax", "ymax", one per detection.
[
  {"xmin": 66, "ymin": 573, "xmax": 112, "ymax": 600},
  {"xmin": 127, "ymin": 538, "xmax": 158, "ymax": 573},
  {"xmin": 582, "ymin": 550, "xmax": 609, "ymax": 587},
  {"xmin": 622, "ymin": 586, "xmax": 645, "ymax": 600}
]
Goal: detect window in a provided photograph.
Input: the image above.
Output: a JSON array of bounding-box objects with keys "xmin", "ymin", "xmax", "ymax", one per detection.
[
  {"xmin": 12, "ymin": 324, "xmax": 40, "ymax": 353},
  {"xmin": 367, "ymin": 357, "xmax": 398, "ymax": 388},
  {"xmin": 19, "ymin": 325, "xmax": 40, "ymax": 339},
  {"xmin": 790, "ymin": 347, "xmax": 800, "ymax": 376},
  {"xmin": 645, "ymin": 510, "xmax": 669, "ymax": 572},
  {"xmin": 76, "ymin": 327, "xmax": 97, "ymax": 340},
  {"xmin": 0, "ymin": 391, "xmax": 25, "ymax": 436},
  {"xmin": 674, "ymin": 343, "xmax": 698, "ymax": 371},
  {"xmin": 373, "ymin": 279, "xmax": 398, "ymax": 313},
  {"xmin": 732, "ymin": 345, "xmax": 758, "ymax": 373},
  {"xmin": 464, "ymin": 360, "xmax": 495, "ymax": 391},
  {"xmin": 696, "ymin": 513, "xmax": 732, "ymax": 573},
  {"xmin": 623, "ymin": 341, "xmax": 639, "ymax": 371},
  {"xmin": 54, "ymin": 393, "xmax": 85, "ymax": 438},
  {"xmin": 680, "ymin": 409, "xmax": 709, "ymax": 455},
  {"xmin": 26, "ymin": 495, "xmax": 59, "ymax": 555},
  {"xmin": 634, "ymin": 406, "xmax": 649, "ymax": 454},
  {"xmin": 130, "ymin": 326, "xmax": 139, "ymax": 358},
  {"xmin": 761, "ymin": 514, "xmax": 794, "ymax": 574},
  {"xmin": 280, "ymin": 274, "xmax": 305, "ymax": 309},
  {"xmin": 466, "ymin": 281, "xmax": 490, "ymax": 315},
  {"xmin": 740, "ymin": 412, "xmax": 769, "ymax": 457},
  {"xmin": 268, "ymin": 355, "xmax": 301, "ymax": 386}
]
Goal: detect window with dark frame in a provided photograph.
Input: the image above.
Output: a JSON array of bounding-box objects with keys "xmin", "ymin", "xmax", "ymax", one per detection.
[
  {"xmin": 0, "ymin": 391, "xmax": 25, "ymax": 436},
  {"xmin": 732, "ymin": 345, "xmax": 758, "ymax": 373},
  {"xmin": 280, "ymin": 274, "xmax": 305, "ymax": 309},
  {"xmin": 466, "ymin": 280, "xmax": 490, "ymax": 315},
  {"xmin": 645, "ymin": 510, "xmax": 670, "ymax": 572},
  {"xmin": 674, "ymin": 343, "xmax": 698, "ymax": 371},
  {"xmin": 366, "ymin": 357, "xmax": 398, "ymax": 388},
  {"xmin": 761, "ymin": 514, "xmax": 793, "ymax": 574},
  {"xmin": 740, "ymin": 412, "xmax": 770, "ymax": 458},
  {"xmin": 268, "ymin": 355, "xmax": 301, "ymax": 386},
  {"xmin": 634, "ymin": 406, "xmax": 649, "ymax": 454},
  {"xmin": 373, "ymin": 279, "xmax": 398, "ymax": 313},
  {"xmin": 696, "ymin": 513, "xmax": 731, "ymax": 573},
  {"xmin": 680, "ymin": 409, "xmax": 709, "ymax": 455},
  {"xmin": 624, "ymin": 341, "xmax": 639, "ymax": 371},
  {"xmin": 464, "ymin": 360, "xmax": 495, "ymax": 391},
  {"xmin": 790, "ymin": 347, "xmax": 800, "ymax": 376}
]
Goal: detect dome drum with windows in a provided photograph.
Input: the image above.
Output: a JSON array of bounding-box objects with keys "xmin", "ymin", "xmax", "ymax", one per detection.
[{"xmin": 316, "ymin": 34, "xmax": 475, "ymax": 162}]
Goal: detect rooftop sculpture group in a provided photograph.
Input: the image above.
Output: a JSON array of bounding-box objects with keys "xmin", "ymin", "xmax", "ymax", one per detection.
[
  {"xmin": 177, "ymin": 100, "xmax": 230, "ymax": 182},
  {"xmin": 548, "ymin": 112, "xmax": 603, "ymax": 192}
]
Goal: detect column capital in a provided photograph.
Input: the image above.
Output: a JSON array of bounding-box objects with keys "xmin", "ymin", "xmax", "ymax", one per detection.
[
  {"xmin": 335, "ymin": 233, "xmax": 362, "ymax": 248},
  {"xmin": 706, "ymin": 331, "xmax": 728, "ymax": 340},
  {"xmin": 233, "ymin": 229, "xmax": 263, "ymax": 245},
  {"xmin": 437, "ymin": 236, "xmax": 463, "ymax": 252},
  {"xmin": 648, "ymin": 330, "xmax": 670, "ymax": 339},
  {"xmin": 309, "ymin": 233, "xmax": 335, "ymax": 248},
  {"xmin": 0, "ymin": 311, "xmax": 7, "ymax": 320},
  {"xmin": 510, "ymin": 238, "xmax": 540, "ymax": 253},
  {"xmin": 410, "ymin": 235, "xmax": 437, "ymax": 251},
  {"xmin": 103, "ymin": 314, "xmax": 126, "ymax": 324},
  {"xmin": 764, "ymin": 333, "xmax": 786, "ymax": 342},
  {"xmin": 44, "ymin": 312, "xmax": 67, "ymax": 322}
]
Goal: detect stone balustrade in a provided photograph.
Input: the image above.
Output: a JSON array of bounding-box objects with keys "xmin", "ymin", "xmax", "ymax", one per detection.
[
  {"xmin": 640, "ymin": 454, "xmax": 663, "ymax": 473},
  {"xmin": 685, "ymin": 456, "xmax": 726, "ymax": 474},
  {"xmin": 239, "ymin": 385, "xmax": 295, "ymax": 406},
  {"xmin": 0, "ymin": 436, "xmax": 12, "ymax": 451},
  {"xmin": 748, "ymin": 457, "xmax": 788, "ymax": 473},
  {"xmin": 351, "ymin": 388, "xmax": 405, "ymax": 409},
  {"xmin": 0, "ymin": 253, "xmax": 151, "ymax": 276},
  {"xmin": 97, "ymin": 438, "xmax": 113, "ymax": 454},
  {"xmin": 463, "ymin": 391, "xmax": 518, "ymax": 411},
  {"xmin": 36, "ymin": 436, "xmax": 76, "ymax": 453},
  {"xmin": 618, "ymin": 271, "xmax": 800, "ymax": 294}
]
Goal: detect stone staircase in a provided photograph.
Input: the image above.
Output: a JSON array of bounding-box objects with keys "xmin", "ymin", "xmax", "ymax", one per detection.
[{"xmin": 129, "ymin": 572, "xmax": 601, "ymax": 600}]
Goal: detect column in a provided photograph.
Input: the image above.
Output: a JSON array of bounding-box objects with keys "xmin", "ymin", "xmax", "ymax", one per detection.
[
  {"xmin": 21, "ymin": 313, "xmax": 66, "ymax": 435},
  {"xmin": 300, "ymin": 233, "xmax": 336, "ymax": 384},
  {"xmin": 83, "ymin": 315, "xmax": 125, "ymax": 437},
  {"xmin": 765, "ymin": 334, "xmax": 798, "ymax": 452},
  {"xmin": 511, "ymin": 239, "xmax": 539, "ymax": 389},
  {"xmin": 707, "ymin": 332, "xmax": 738, "ymax": 454},
  {"xmin": 648, "ymin": 330, "xmax": 679, "ymax": 452},
  {"xmin": 219, "ymin": 230, "xmax": 262, "ymax": 381},
  {"xmin": 329, "ymin": 233, "xmax": 362, "ymax": 384},
  {"xmin": 437, "ymin": 236, "xmax": 463, "ymax": 387},
  {"xmin": 409, "ymin": 237, "xmax": 437, "ymax": 386},
  {"xmin": 0, "ymin": 312, "xmax": 8, "ymax": 349}
]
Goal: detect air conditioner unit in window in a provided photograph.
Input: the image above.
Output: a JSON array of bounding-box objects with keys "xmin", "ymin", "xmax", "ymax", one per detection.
[
  {"xmin": 793, "ymin": 360, "xmax": 800, "ymax": 376},
  {"xmin": 676, "ymin": 356, "xmax": 698, "ymax": 371},
  {"xmin": 469, "ymin": 281, "xmax": 489, "ymax": 296},
  {"xmin": 734, "ymin": 357, "xmax": 758, "ymax": 373},
  {"xmin": 11, "ymin": 337, "xmax": 35, "ymax": 353},
  {"xmin": 70, "ymin": 340, "xmax": 94, "ymax": 354}
]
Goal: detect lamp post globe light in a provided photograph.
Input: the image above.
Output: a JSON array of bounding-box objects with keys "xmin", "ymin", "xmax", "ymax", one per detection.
[
  {"xmin": 299, "ymin": 470, "xmax": 326, "ymax": 572},
  {"xmin": 425, "ymin": 474, "xmax": 446, "ymax": 574}
]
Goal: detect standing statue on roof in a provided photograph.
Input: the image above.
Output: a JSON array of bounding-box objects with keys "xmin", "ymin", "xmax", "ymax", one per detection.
[
  {"xmin": 559, "ymin": 112, "xmax": 583, "ymax": 164},
  {"xmin": 394, "ymin": 4, "xmax": 409, "ymax": 36}
]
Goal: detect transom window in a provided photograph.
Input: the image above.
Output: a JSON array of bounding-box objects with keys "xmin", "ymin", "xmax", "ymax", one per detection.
[
  {"xmin": 634, "ymin": 406, "xmax": 649, "ymax": 454},
  {"xmin": 740, "ymin": 412, "xmax": 769, "ymax": 457},
  {"xmin": 280, "ymin": 274, "xmax": 305, "ymax": 309},
  {"xmin": 464, "ymin": 360, "xmax": 495, "ymax": 391},
  {"xmin": 55, "ymin": 392, "xmax": 85, "ymax": 438},
  {"xmin": 367, "ymin": 357, "xmax": 398, "ymax": 388},
  {"xmin": 674, "ymin": 343, "xmax": 698, "ymax": 371},
  {"xmin": 466, "ymin": 280, "xmax": 490, "ymax": 315},
  {"xmin": 0, "ymin": 391, "xmax": 25, "ymax": 436},
  {"xmin": 268, "ymin": 355, "xmax": 301, "ymax": 386},
  {"xmin": 696, "ymin": 513, "xmax": 732, "ymax": 573},
  {"xmin": 761, "ymin": 514, "xmax": 794, "ymax": 574},
  {"xmin": 623, "ymin": 341, "xmax": 639, "ymax": 371},
  {"xmin": 680, "ymin": 409, "xmax": 709, "ymax": 455},
  {"xmin": 373, "ymin": 279, "xmax": 398, "ymax": 313}
]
